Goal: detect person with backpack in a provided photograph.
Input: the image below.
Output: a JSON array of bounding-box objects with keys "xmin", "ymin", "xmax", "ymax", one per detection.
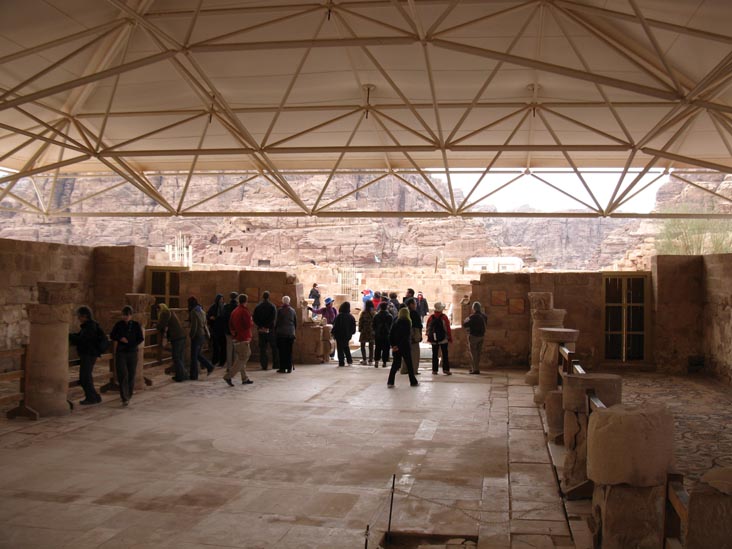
[
  {"xmin": 331, "ymin": 301, "xmax": 356, "ymax": 367},
  {"xmin": 157, "ymin": 302, "xmax": 187, "ymax": 382},
  {"xmin": 358, "ymin": 299, "xmax": 375, "ymax": 365},
  {"xmin": 69, "ymin": 306, "xmax": 106, "ymax": 405},
  {"xmin": 372, "ymin": 302, "xmax": 392, "ymax": 368},
  {"xmin": 110, "ymin": 305, "xmax": 145, "ymax": 406},
  {"xmin": 463, "ymin": 301, "xmax": 488, "ymax": 375},
  {"xmin": 426, "ymin": 302, "xmax": 452, "ymax": 375},
  {"xmin": 387, "ymin": 307, "xmax": 419, "ymax": 388}
]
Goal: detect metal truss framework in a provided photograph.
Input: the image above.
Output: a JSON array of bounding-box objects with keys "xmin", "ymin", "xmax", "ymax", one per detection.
[{"xmin": 0, "ymin": 0, "xmax": 731, "ymax": 219}]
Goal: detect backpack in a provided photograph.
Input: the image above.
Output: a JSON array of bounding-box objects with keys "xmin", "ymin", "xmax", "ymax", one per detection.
[
  {"xmin": 428, "ymin": 315, "xmax": 447, "ymax": 343},
  {"xmin": 95, "ymin": 322, "xmax": 111, "ymax": 355}
]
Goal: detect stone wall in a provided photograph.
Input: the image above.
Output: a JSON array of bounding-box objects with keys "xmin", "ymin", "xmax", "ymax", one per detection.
[
  {"xmin": 702, "ymin": 254, "xmax": 732, "ymax": 384},
  {"xmin": 466, "ymin": 272, "xmax": 603, "ymax": 369},
  {"xmin": 531, "ymin": 272, "xmax": 604, "ymax": 368},
  {"xmin": 469, "ymin": 273, "xmax": 532, "ymax": 367},
  {"xmin": 0, "ymin": 238, "xmax": 95, "ymax": 371},
  {"xmin": 93, "ymin": 246, "xmax": 148, "ymax": 331},
  {"xmin": 652, "ymin": 255, "xmax": 704, "ymax": 374}
]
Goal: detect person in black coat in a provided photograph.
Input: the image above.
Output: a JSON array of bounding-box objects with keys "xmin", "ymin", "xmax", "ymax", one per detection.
[
  {"xmin": 207, "ymin": 294, "xmax": 227, "ymax": 366},
  {"xmin": 110, "ymin": 306, "xmax": 145, "ymax": 406},
  {"xmin": 253, "ymin": 290, "xmax": 279, "ymax": 371},
  {"xmin": 331, "ymin": 301, "xmax": 356, "ymax": 367},
  {"xmin": 387, "ymin": 307, "xmax": 418, "ymax": 387},
  {"xmin": 69, "ymin": 306, "xmax": 103, "ymax": 405},
  {"xmin": 372, "ymin": 302, "xmax": 393, "ymax": 368}
]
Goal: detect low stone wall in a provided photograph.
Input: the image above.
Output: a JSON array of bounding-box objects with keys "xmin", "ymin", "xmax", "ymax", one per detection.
[
  {"xmin": 703, "ymin": 253, "xmax": 732, "ymax": 384},
  {"xmin": 0, "ymin": 238, "xmax": 95, "ymax": 371}
]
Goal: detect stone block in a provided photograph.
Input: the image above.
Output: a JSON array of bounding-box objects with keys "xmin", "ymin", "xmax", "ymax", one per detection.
[
  {"xmin": 544, "ymin": 390, "xmax": 563, "ymax": 440},
  {"xmin": 587, "ymin": 404, "xmax": 674, "ymax": 487},
  {"xmin": 562, "ymin": 373, "xmax": 622, "ymax": 413},
  {"xmin": 686, "ymin": 467, "xmax": 732, "ymax": 549},
  {"xmin": 562, "ymin": 411, "xmax": 588, "ymax": 488},
  {"xmin": 590, "ymin": 483, "xmax": 665, "ymax": 549}
]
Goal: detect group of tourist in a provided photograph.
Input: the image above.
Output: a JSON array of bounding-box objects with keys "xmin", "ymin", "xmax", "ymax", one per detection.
[{"xmin": 67, "ymin": 284, "xmax": 489, "ymax": 406}]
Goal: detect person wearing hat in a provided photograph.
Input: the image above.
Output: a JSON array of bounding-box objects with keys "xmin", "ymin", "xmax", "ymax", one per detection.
[
  {"xmin": 387, "ymin": 307, "xmax": 419, "ymax": 387},
  {"xmin": 362, "ymin": 288, "xmax": 374, "ymax": 305},
  {"xmin": 314, "ymin": 297, "xmax": 338, "ymax": 324},
  {"xmin": 426, "ymin": 302, "xmax": 452, "ymax": 375},
  {"xmin": 188, "ymin": 296, "xmax": 214, "ymax": 380}
]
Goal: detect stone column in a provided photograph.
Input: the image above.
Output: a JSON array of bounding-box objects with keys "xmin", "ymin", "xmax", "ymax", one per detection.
[
  {"xmin": 534, "ymin": 327, "xmax": 579, "ymax": 404},
  {"xmin": 525, "ymin": 293, "xmax": 565, "ymax": 385},
  {"xmin": 561, "ymin": 373, "xmax": 622, "ymax": 491},
  {"xmin": 126, "ymin": 293, "xmax": 155, "ymax": 391},
  {"xmin": 587, "ymin": 404, "xmax": 674, "ymax": 549},
  {"xmin": 24, "ymin": 302, "xmax": 74, "ymax": 417}
]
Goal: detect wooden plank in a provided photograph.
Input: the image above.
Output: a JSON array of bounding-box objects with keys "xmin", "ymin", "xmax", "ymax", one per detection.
[
  {"xmin": 0, "ymin": 393, "xmax": 22, "ymax": 405},
  {"xmin": 0, "ymin": 349, "xmax": 24, "ymax": 359},
  {"xmin": 0, "ymin": 370, "xmax": 23, "ymax": 382},
  {"xmin": 668, "ymin": 480, "xmax": 689, "ymax": 526}
]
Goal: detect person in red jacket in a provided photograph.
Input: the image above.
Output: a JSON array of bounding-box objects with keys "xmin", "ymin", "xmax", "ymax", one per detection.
[
  {"xmin": 226, "ymin": 293, "xmax": 254, "ymax": 386},
  {"xmin": 426, "ymin": 302, "xmax": 452, "ymax": 375}
]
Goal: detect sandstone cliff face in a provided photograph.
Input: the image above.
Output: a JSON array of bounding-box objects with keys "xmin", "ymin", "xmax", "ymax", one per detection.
[{"xmin": 2, "ymin": 172, "xmax": 723, "ymax": 272}]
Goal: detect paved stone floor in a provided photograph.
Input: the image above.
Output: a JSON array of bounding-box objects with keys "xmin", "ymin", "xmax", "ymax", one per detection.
[
  {"xmin": 0, "ymin": 364, "xmax": 572, "ymax": 549},
  {"xmin": 621, "ymin": 371, "xmax": 732, "ymax": 488}
]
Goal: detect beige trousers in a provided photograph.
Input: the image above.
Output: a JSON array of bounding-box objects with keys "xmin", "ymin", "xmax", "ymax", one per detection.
[
  {"xmin": 468, "ymin": 335, "xmax": 484, "ymax": 373},
  {"xmin": 226, "ymin": 340, "xmax": 251, "ymax": 382}
]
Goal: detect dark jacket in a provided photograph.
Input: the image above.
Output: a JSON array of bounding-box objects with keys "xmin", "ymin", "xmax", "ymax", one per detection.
[
  {"xmin": 157, "ymin": 305, "xmax": 186, "ymax": 341},
  {"xmin": 389, "ymin": 317, "xmax": 412, "ymax": 348},
  {"xmin": 275, "ymin": 304, "xmax": 297, "ymax": 338},
  {"xmin": 417, "ymin": 297, "xmax": 429, "ymax": 317},
  {"xmin": 189, "ymin": 305, "xmax": 209, "ymax": 340},
  {"xmin": 253, "ymin": 299, "xmax": 277, "ymax": 331},
  {"xmin": 208, "ymin": 296, "xmax": 227, "ymax": 334},
  {"xmin": 372, "ymin": 310, "xmax": 393, "ymax": 341},
  {"xmin": 463, "ymin": 311, "xmax": 488, "ymax": 337},
  {"xmin": 70, "ymin": 320, "xmax": 101, "ymax": 357},
  {"xmin": 308, "ymin": 287, "xmax": 321, "ymax": 309},
  {"xmin": 110, "ymin": 319, "xmax": 144, "ymax": 353},
  {"xmin": 222, "ymin": 298, "xmax": 238, "ymax": 336},
  {"xmin": 409, "ymin": 308, "xmax": 423, "ymax": 330},
  {"xmin": 331, "ymin": 303, "xmax": 356, "ymax": 340}
]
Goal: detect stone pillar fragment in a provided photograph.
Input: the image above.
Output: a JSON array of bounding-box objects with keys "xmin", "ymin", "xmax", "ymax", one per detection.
[
  {"xmin": 587, "ymin": 404, "xmax": 674, "ymax": 549},
  {"xmin": 125, "ymin": 293, "xmax": 155, "ymax": 391},
  {"xmin": 544, "ymin": 390, "xmax": 564, "ymax": 443},
  {"xmin": 25, "ymin": 302, "xmax": 74, "ymax": 417},
  {"xmin": 534, "ymin": 327, "xmax": 579, "ymax": 404},
  {"xmin": 561, "ymin": 373, "xmax": 622, "ymax": 489},
  {"xmin": 686, "ymin": 467, "xmax": 732, "ymax": 549},
  {"xmin": 525, "ymin": 292, "xmax": 565, "ymax": 385}
]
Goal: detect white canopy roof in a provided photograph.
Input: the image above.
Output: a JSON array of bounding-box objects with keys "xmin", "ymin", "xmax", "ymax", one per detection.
[{"xmin": 1, "ymin": 0, "xmax": 731, "ymax": 217}]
